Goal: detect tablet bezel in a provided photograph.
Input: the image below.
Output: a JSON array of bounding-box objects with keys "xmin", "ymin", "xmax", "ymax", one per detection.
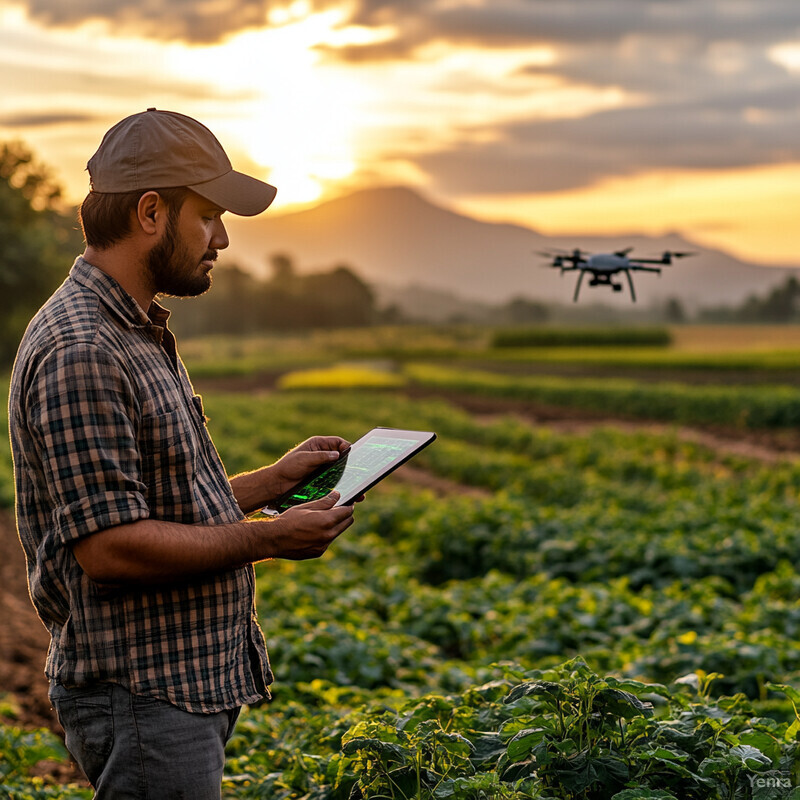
[{"xmin": 262, "ymin": 427, "xmax": 436, "ymax": 514}]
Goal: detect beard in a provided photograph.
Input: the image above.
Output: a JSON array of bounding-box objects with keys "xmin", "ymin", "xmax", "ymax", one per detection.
[{"xmin": 145, "ymin": 211, "xmax": 216, "ymax": 299}]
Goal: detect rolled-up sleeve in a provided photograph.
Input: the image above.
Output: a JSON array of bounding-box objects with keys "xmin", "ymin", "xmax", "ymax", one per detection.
[{"xmin": 27, "ymin": 342, "xmax": 150, "ymax": 545}]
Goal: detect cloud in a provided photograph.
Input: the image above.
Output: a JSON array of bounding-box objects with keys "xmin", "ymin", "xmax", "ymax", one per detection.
[
  {"xmin": 414, "ymin": 88, "xmax": 800, "ymax": 196},
  {"xmin": 319, "ymin": 0, "xmax": 800, "ymax": 195},
  {"xmin": 17, "ymin": 0, "xmax": 800, "ymax": 197},
  {"xmin": 19, "ymin": 0, "xmax": 800, "ymax": 51},
  {"xmin": 326, "ymin": 0, "xmax": 800, "ymax": 60},
  {"xmin": 22, "ymin": 0, "xmax": 269, "ymax": 43},
  {"xmin": 0, "ymin": 112, "xmax": 97, "ymax": 128}
]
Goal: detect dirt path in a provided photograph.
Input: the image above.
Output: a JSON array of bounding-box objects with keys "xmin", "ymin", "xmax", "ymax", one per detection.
[
  {"xmin": 0, "ymin": 509, "xmax": 88, "ymax": 784},
  {"xmin": 0, "ymin": 509, "xmax": 55, "ymax": 730}
]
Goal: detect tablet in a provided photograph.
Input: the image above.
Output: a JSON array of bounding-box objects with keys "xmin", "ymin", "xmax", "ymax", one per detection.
[{"xmin": 261, "ymin": 428, "xmax": 437, "ymax": 515}]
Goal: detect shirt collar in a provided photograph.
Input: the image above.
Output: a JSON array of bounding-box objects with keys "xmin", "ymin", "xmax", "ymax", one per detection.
[{"xmin": 69, "ymin": 256, "xmax": 172, "ymax": 335}]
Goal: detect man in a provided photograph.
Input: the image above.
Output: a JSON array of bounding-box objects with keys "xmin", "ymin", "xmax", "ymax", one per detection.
[{"xmin": 8, "ymin": 108, "xmax": 355, "ymax": 798}]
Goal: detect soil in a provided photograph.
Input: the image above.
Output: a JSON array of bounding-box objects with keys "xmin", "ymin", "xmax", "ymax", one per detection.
[
  {"xmin": 0, "ymin": 508, "xmax": 88, "ymax": 785},
  {"xmin": 3, "ymin": 389, "xmax": 799, "ymax": 788},
  {"xmin": 0, "ymin": 509, "xmax": 54, "ymax": 730}
]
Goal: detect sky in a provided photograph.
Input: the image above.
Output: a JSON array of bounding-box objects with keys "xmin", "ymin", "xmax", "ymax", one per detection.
[{"xmin": 2, "ymin": 0, "xmax": 800, "ymax": 267}]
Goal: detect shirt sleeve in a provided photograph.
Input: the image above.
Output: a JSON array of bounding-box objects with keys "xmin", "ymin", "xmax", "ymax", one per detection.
[{"xmin": 26, "ymin": 341, "xmax": 150, "ymax": 545}]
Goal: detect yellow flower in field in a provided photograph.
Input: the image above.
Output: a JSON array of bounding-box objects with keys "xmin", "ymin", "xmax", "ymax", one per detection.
[
  {"xmin": 277, "ymin": 364, "xmax": 406, "ymax": 390},
  {"xmin": 677, "ymin": 630, "xmax": 698, "ymax": 645}
]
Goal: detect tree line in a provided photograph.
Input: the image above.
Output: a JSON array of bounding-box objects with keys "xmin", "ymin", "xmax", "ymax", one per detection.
[
  {"xmin": 3, "ymin": 139, "xmax": 800, "ymax": 368},
  {"xmin": 696, "ymin": 275, "xmax": 800, "ymax": 323},
  {"xmin": 0, "ymin": 142, "xmax": 84, "ymax": 364},
  {"xmin": 164, "ymin": 254, "xmax": 381, "ymax": 338},
  {"xmin": 0, "ymin": 141, "xmax": 387, "ymax": 364}
]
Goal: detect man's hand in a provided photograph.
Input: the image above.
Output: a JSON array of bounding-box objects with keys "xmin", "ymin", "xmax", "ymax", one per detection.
[
  {"xmin": 230, "ymin": 435, "xmax": 352, "ymax": 515},
  {"xmin": 269, "ymin": 436, "xmax": 350, "ymax": 499},
  {"xmin": 262, "ymin": 492, "xmax": 354, "ymax": 560}
]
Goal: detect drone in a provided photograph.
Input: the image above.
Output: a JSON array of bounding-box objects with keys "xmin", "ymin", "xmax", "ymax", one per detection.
[{"xmin": 538, "ymin": 247, "xmax": 694, "ymax": 302}]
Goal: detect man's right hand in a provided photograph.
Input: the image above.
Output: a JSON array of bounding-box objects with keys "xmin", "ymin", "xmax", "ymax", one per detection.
[{"xmin": 262, "ymin": 492, "xmax": 355, "ymax": 560}]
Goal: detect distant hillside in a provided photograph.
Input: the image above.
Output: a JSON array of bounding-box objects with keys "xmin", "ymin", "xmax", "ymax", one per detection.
[{"xmin": 224, "ymin": 186, "xmax": 798, "ymax": 311}]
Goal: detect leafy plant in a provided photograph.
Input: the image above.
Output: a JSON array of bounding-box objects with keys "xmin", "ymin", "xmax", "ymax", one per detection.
[{"xmin": 0, "ymin": 724, "xmax": 91, "ymax": 799}]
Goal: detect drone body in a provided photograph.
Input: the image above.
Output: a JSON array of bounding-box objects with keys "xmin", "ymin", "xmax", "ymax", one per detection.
[{"xmin": 540, "ymin": 248, "xmax": 694, "ymax": 302}]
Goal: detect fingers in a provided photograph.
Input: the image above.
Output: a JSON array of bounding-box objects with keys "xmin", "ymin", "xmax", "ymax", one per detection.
[
  {"xmin": 304, "ymin": 492, "xmax": 356, "ymax": 522},
  {"xmin": 296, "ymin": 435, "xmax": 350, "ymax": 454},
  {"xmin": 305, "ymin": 491, "xmax": 341, "ymax": 509},
  {"xmin": 283, "ymin": 438, "xmax": 348, "ymax": 474},
  {"xmin": 269, "ymin": 492, "xmax": 355, "ymax": 560}
]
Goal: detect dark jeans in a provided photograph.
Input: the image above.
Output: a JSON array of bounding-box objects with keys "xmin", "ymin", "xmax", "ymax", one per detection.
[{"xmin": 50, "ymin": 682, "xmax": 241, "ymax": 799}]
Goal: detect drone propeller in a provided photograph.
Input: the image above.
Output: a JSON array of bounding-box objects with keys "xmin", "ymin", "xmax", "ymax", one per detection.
[
  {"xmin": 657, "ymin": 250, "xmax": 696, "ymax": 265},
  {"xmin": 534, "ymin": 248, "xmax": 587, "ymax": 257},
  {"xmin": 534, "ymin": 248, "xmax": 587, "ymax": 273}
]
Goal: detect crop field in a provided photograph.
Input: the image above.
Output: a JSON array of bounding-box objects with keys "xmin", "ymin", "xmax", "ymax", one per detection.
[{"xmin": 2, "ymin": 326, "xmax": 800, "ymax": 798}]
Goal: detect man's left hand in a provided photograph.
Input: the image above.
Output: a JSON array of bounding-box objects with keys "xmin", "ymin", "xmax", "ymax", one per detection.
[{"xmin": 270, "ymin": 436, "xmax": 350, "ymax": 498}]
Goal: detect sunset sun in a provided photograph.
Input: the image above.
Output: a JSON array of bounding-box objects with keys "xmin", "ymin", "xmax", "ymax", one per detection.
[{"xmin": 163, "ymin": 7, "xmax": 383, "ymax": 206}]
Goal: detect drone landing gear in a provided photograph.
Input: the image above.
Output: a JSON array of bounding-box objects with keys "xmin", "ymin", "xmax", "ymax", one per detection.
[
  {"xmin": 623, "ymin": 269, "xmax": 636, "ymax": 302},
  {"xmin": 572, "ymin": 270, "xmax": 585, "ymax": 302}
]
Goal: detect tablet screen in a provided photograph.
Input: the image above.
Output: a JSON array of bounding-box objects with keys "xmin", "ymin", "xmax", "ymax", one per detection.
[{"xmin": 263, "ymin": 428, "xmax": 436, "ymax": 514}]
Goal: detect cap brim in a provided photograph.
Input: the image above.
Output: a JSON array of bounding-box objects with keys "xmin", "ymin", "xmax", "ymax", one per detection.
[{"xmin": 188, "ymin": 170, "xmax": 277, "ymax": 216}]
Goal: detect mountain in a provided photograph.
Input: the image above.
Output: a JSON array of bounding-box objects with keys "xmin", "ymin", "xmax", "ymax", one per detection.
[{"xmin": 223, "ymin": 186, "xmax": 798, "ymax": 312}]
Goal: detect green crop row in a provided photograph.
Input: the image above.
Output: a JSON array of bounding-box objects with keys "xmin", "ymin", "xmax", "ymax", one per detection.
[
  {"xmin": 221, "ymin": 659, "xmax": 800, "ymax": 799},
  {"xmin": 491, "ymin": 326, "xmax": 672, "ymax": 348},
  {"xmin": 195, "ymin": 390, "xmax": 800, "ymax": 696},
  {"xmin": 405, "ymin": 364, "xmax": 800, "ymax": 428}
]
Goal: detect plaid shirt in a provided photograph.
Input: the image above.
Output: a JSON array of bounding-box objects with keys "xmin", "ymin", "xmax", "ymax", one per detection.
[{"xmin": 8, "ymin": 257, "xmax": 272, "ymax": 713}]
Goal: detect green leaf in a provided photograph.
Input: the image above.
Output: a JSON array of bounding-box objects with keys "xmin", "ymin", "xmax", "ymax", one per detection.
[
  {"xmin": 605, "ymin": 677, "xmax": 672, "ymax": 700},
  {"xmin": 434, "ymin": 773, "xmax": 503, "ymax": 799},
  {"xmin": 594, "ymin": 688, "xmax": 654, "ymax": 719},
  {"xmin": 506, "ymin": 728, "xmax": 548, "ymax": 762},
  {"xmin": 469, "ymin": 734, "xmax": 506, "ymax": 767},
  {"xmin": 737, "ymin": 731, "xmax": 781, "ymax": 765},
  {"xmin": 504, "ymin": 681, "xmax": 566, "ymax": 706},
  {"xmin": 637, "ymin": 746, "xmax": 689, "ymax": 763},
  {"xmin": 611, "ymin": 791, "xmax": 679, "ymax": 800},
  {"xmin": 767, "ymin": 683, "xmax": 800, "ymax": 706},
  {"xmin": 341, "ymin": 737, "xmax": 409, "ymax": 762},
  {"xmin": 729, "ymin": 744, "xmax": 772, "ymax": 770},
  {"xmin": 699, "ymin": 755, "xmax": 737, "ymax": 777}
]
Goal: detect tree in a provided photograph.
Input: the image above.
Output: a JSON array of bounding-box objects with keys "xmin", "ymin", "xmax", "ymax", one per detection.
[
  {"xmin": 269, "ymin": 252, "xmax": 296, "ymax": 288},
  {"xmin": 663, "ymin": 297, "xmax": 686, "ymax": 323},
  {"xmin": 499, "ymin": 296, "xmax": 550, "ymax": 324},
  {"xmin": 302, "ymin": 265, "xmax": 375, "ymax": 327},
  {"xmin": 759, "ymin": 275, "xmax": 800, "ymax": 322},
  {"xmin": 0, "ymin": 142, "xmax": 83, "ymax": 363}
]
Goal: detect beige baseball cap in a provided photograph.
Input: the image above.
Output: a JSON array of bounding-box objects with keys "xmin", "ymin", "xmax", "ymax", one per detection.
[{"xmin": 87, "ymin": 108, "xmax": 277, "ymax": 216}]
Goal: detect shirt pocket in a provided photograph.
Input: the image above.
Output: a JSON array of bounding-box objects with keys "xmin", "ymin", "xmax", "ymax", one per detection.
[{"xmin": 139, "ymin": 407, "xmax": 198, "ymax": 513}]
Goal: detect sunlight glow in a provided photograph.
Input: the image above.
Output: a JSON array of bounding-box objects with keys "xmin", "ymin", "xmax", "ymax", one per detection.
[
  {"xmin": 769, "ymin": 42, "xmax": 800, "ymax": 72},
  {"xmin": 163, "ymin": 9, "xmax": 376, "ymax": 205},
  {"xmin": 454, "ymin": 163, "xmax": 800, "ymax": 266}
]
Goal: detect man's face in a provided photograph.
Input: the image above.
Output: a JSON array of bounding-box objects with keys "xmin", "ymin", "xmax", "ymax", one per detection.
[{"xmin": 146, "ymin": 191, "xmax": 228, "ymax": 298}]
